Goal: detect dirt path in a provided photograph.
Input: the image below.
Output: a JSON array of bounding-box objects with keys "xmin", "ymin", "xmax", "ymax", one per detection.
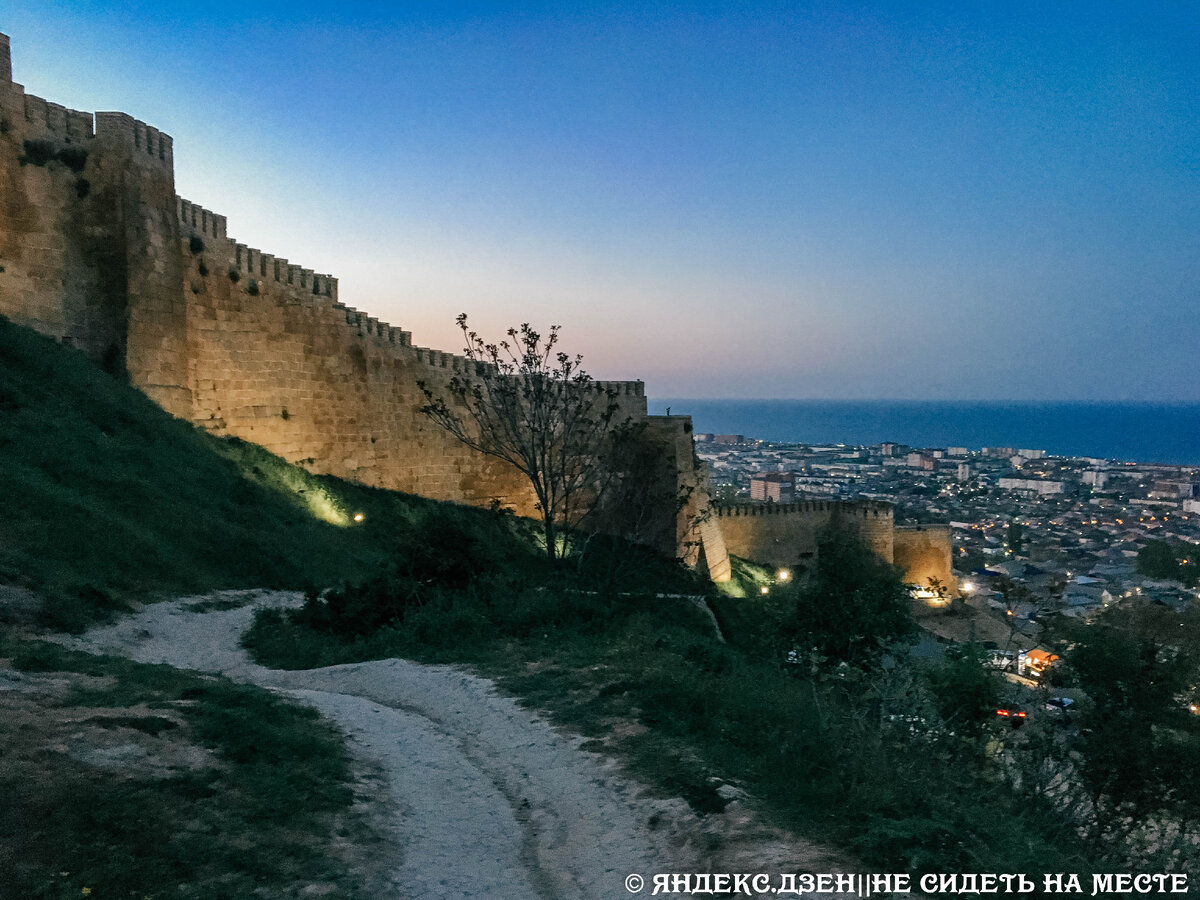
[
  {"xmin": 66, "ymin": 591, "xmax": 680, "ymax": 898},
  {"xmin": 68, "ymin": 590, "xmax": 857, "ymax": 899}
]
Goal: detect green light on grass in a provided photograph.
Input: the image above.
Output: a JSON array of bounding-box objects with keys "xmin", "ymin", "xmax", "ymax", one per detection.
[{"xmin": 304, "ymin": 490, "xmax": 350, "ymax": 526}]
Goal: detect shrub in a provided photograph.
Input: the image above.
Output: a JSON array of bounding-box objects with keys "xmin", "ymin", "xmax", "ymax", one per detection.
[
  {"xmin": 924, "ymin": 644, "xmax": 1003, "ymax": 737},
  {"xmin": 189, "ymin": 234, "xmax": 205, "ymax": 255},
  {"xmin": 1136, "ymin": 539, "xmax": 1198, "ymax": 586},
  {"xmin": 286, "ymin": 514, "xmax": 520, "ymax": 640},
  {"xmin": 397, "ymin": 515, "xmax": 502, "ymax": 587},
  {"xmin": 228, "ymin": 268, "xmax": 240, "ymax": 283},
  {"xmin": 787, "ymin": 527, "xmax": 917, "ymax": 669},
  {"xmin": 100, "ymin": 343, "xmax": 123, "ymax": 377},
  {"xmin": 36, "ymin": 584, "xmax": 124, "ymax": 633},
  {"xmin": 247, "ymin": 279, "xmax": 260, "ymax": 296},
  {"xmin": 17, "ymin": 140, "xmax": 88, "ymax": 172},
  {"xmin": 293, "ymin": 576, "xmax": 428, "ymax": 638}
]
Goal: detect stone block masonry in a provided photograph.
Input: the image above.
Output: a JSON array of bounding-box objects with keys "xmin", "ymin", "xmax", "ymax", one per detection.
[
  {"xmin": 715, "ymin": 501, "xmax": 895, "ymax": 571},
  {"xmin": 714, "ymin": 500, "xmax": 956, "ymax": 593},
  {"xmin": 893, "ymin": 525, "xmax": 957, "ymax": 596},
  {"xmin": 173, "ymin": 188, "xmax": 653, "ymax": 509},
  {"xmin": 0, "ymin": 33, "xmax": 732, "ymax": 577}
]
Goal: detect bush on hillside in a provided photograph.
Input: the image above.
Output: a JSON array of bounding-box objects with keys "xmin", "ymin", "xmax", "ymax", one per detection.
[
  {"xmin": 291, "ymin": 515, "xmax": 512, "ymax": 638},
  {"xmin": 786, "ymin": 527, "xmax": 918, "ymax": 669}
]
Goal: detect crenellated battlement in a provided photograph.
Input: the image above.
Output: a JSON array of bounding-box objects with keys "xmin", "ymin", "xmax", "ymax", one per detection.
[
  {"xmin": 336, "ymin": 305, "xmax": 411, "ymax": 345},
  {"xmin": 177, "ymin": 198, "xmax": 227, "ymax": 240},
  {"xmin": 1, "ymin": 33, "xmax": 11, "ymax": 83},
  {"xmin": 178, "ymin": 195, "xmax": 340, "ymax": 304},
  {"xmin": 22, "ymin": 93, "xmax": 93, "ymax": 142},
  {"xmin": 176, "ymin": 195, "xmax": 647, "ymax": 391},
  {"xmin": 717, "ymin": 502, "xmax": 827, "ymax": 517},
  {"xmin": 411, "ymin": 345, "xmax": 480, "ymax": 372},
  {"xmin": 593, "ymin": 380, "xmax": 645, "ymax": 397},
  {"xmin": 178, "ymin": 194, "xmax": 452, "ymax": 366},
  {"xmin": 715, "ymin": 497, "xmax": 898, "ymax": 573},
  {"xmin": 94, "ymin": 111, "xmax": 173, "ymax": 171},
  {"xmin": 839, "ymin": 499, "xmax": 895, "ymax": 516},
  {"xmin": 715, "ymin": 499, "xmax": 893, "ymax": 518}
]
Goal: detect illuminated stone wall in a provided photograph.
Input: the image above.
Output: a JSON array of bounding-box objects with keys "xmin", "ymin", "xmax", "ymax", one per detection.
[
  {"xmin": 714, "ymin": 500, "xmax": 895, "ymax": 570},
  {"xmin": 892, "ymin": 525, "xmax": 958, "ymax": 596},
  {"xmin": 176, "ymin": 193, "xmax": 649, "ymax": 510},
  {"xmin": 713, "ymin": 500, "xmax": 956, "ymax": 592}
]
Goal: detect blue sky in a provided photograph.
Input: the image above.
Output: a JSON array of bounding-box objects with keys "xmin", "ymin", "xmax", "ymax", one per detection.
[{"xmin": 6, "ymin": 3, "xmax": 1198, "ymax": 399}]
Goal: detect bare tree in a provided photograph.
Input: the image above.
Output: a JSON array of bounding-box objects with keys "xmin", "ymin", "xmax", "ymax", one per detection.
[{"xmin": 418, "ymin": 315, "xmax": 625, "ymax": 561}]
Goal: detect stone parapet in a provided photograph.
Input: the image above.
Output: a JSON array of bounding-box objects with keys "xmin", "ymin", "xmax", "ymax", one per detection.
[{"xmin": 94, "ymin": 111, "xmax": 173, "ymax": 172}]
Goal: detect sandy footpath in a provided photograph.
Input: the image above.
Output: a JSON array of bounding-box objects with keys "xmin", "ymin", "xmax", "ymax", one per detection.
[{"xmin": 67, "ymin": 590, "xmax": 856, "ymax": 899}]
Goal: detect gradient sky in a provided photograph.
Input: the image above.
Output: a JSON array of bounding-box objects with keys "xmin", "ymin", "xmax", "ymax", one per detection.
[{"xmin": 6, "ymin": 3, "xmax": 1198, "ymax": 400}]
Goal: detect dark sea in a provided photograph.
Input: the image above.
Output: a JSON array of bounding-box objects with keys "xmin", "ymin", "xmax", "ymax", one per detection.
[{"xmin": 648, "ymin": 400, "xmax": 1200, "ymax": 467}]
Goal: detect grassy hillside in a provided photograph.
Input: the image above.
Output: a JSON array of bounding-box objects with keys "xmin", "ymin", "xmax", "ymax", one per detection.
[
  {"xmin": 0, "ymin": 634, "xmax": 371, "ymax": 900},
  {"xmin": 0, "ymin": 315, "xmax": 538, "ymax": 629}
]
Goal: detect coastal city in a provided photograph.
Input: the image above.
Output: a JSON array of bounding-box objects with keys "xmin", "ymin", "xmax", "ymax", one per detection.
[{"xmin": 698, "ymin": 433, "xmax": 1200, "ymax": 648}]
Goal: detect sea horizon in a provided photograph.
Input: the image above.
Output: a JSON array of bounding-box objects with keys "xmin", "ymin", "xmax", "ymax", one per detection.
[{"xmin": 648, "ymin": 399, "xmax": 1200, "ymax": 467}]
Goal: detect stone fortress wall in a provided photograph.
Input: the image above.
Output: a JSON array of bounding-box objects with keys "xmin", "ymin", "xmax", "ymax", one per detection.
[
  {"xmin": 892, "ymin": 525, "xmax": 957, "ymax": 595},
  {"xmin": 715, "ymin": 500, "xmax": 956, "ymax": 593},
  {"xmin": 0, "ymin": 33, "xmax": 717, "ymax": 569},
  {"xmin": 715, "ymin": 500, "xmax": 894, "ymax": 568},
  {"xmin": 172, "ymin": 191, "xmax": 650, "ymax": 511},
  {"xmin": 0, "ymin": 33, "xmax": 954, "ymax": 589}
]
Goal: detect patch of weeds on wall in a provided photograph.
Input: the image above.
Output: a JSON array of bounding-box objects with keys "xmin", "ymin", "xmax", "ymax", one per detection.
[
  {"xmin": 18, "ymin": 138, "xmax": 55, "ymax": 166},
  {"xmin": 189, "ymin": 235, "xmax": 205, "ymax": 255},
  {"xmin": 197, "ymin": 261, "xmax": 209, "ymax": 277},
  {"xmin": 228, "ymin": 268, "xmax": 240, "ymax": 283},
  {"xmin": 58, "ymin": 146, "xmax": 88, "ymax": 173},
  {"xmin": 18, "ymin": 139, "xmax": 89, "ymax": 173},
  {"xmin": 74, "ymin": 178, "xmax": 90, "ymax": 199},
  {"xmin": 247, "ymin": 279, "xmax": 260, "ymax": 296}
]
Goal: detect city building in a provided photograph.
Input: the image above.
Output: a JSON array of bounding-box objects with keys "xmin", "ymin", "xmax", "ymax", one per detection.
[{"xmin": 750, "ymin": 472, "xmax": 796, "ymax": 503}]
